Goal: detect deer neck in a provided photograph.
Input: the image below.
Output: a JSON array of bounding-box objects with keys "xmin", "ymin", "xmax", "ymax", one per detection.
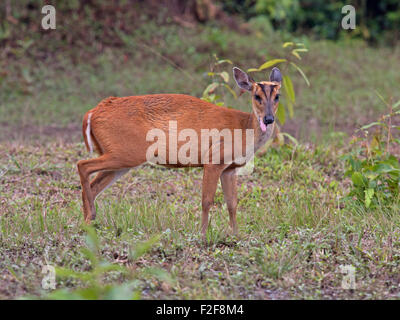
[{"xmin": 247, "ymin": 112, "xmax": 274, "ymax": 152}]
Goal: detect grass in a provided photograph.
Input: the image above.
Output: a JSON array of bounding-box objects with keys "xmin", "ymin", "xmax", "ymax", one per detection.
[
  {"xmin": 1, "ymin": 19, "xmax": 400, "ymax": 299},
  {"xmin": 1, "ymin": 141, "xmax": 400, "ymax": 299}
]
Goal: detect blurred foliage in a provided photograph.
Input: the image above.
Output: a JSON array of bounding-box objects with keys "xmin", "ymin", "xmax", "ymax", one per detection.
[
  {"xmin": 36, "ymin": 226, "xmax": 172, "ymax": 300},
  {"xmin": 246, "ymin": 41, "xmax": 309, "ymax": 128},
  {"xmin": 201, "ymin": 45, "xmax": 306, "ymax": 147},
  {"xmin": 1, "ymin": 0, "xmax": 399, "ymax": 63},
  {"xmin": 219, "ymin": 0, "xmax": 400, "ymax": 44},
  {"xmin": 202, "ymin": 54, "xmax": 236, "ymax": 106}
]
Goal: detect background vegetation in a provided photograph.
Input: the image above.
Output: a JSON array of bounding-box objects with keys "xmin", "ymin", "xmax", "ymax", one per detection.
[
  {"xmin": 0, "ymin": 0, "xmax": 400, "ymax": 300},
  {"xmin": 222, "ymin": 0, "xmax": 400, "ymax": 44}
]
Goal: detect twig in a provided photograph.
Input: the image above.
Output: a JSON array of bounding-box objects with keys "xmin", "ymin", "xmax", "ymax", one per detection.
[
  {"xmin": 136, "ymin": 41, "xmax": 196, "ymax": 82},
  {"xmin": 386, "ymin": 97, "xmax": 393, "ymax": 156}
]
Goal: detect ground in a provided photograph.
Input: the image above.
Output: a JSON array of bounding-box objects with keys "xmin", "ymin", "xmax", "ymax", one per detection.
[{"xmin": 1, "ymin": 140, "xmax": 400, "ymax": 299}]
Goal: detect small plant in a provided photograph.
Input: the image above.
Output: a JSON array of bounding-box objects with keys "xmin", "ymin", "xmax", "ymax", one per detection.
[
  {"xmin": 39, "ymin": 227, "xmax": 170, "ymax": 300},
  {"xmin": 201, "ymin": 54, "xmax": 237, "ymax": 106},
  {"xmin": 201, "ymin": 43, "xmax": 309, "ymax": 147},
  {"xmin": 246, "ymin": 41, "xmax": 310, "ymax": 127},
  {"xmin": 343, "ymin": 92, "xmax": 400, "ymax": 208}
]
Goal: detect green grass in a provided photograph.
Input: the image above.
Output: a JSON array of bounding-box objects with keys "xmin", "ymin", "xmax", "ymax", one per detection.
[{"xmin": 1, "ymin": 141, "xmax": 400, "ymax": 299}]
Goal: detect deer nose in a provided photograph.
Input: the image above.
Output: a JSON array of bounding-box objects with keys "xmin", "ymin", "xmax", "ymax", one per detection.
[{"xmin": 264, "ymin": 115, "xmax": 274, "ymax": 125}]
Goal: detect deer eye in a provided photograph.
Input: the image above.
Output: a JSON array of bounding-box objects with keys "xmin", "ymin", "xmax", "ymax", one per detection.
[
  {"xmin": 275, "ymin": 94, "xmax": 280, "ymax": 101},
  {"xmin": 255, "ymin": 95, "xmax": 262, "ymax": 103}
]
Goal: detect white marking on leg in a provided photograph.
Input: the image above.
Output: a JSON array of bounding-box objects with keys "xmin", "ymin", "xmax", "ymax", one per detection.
[{"xmin": 86, "ymin": 113, "xmax": 93, "ymax": 154}]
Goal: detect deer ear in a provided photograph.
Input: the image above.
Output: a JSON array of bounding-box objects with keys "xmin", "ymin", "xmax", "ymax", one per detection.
[
  {"xmin": 269, "ymin": 67, "xmax": 282, "ymax": 83},
  {"xmin": 233, "ymin": 67, "xmax": 254, "ymax": 91}
]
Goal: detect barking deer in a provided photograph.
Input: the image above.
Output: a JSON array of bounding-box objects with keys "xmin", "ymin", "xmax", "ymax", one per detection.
[{"xmin": 77, "ymin": 67, "xmax": 282, "ymax": 238}]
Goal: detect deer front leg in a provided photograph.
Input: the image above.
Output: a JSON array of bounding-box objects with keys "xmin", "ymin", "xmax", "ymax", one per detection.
[
  {"xmin": 201, "ymin": 164, "xmax": 229, "ymax": 239},
  {"xmin": 220, "ymin": 167, "xmax": 238, "ymax": 235}
]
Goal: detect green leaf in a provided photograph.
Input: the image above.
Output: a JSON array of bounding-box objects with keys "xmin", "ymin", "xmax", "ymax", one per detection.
[
  {"xmin": 84, "ymin": 226, "xmax": 99, "ymax": 252},
  {"xmin": 358, "ymin": 122, "xmax": 383, "ymax": 131},
  {"xmin": 219, "ymin": 71, "xmax": 229, "ymax": 83},
  {"xmin": 287, "ymin": 101, "xmax": 294, "ymax": 118},
  {"xmin": 7, "ymin": 266, "xmax": 19, "ymax": 280},
  {"xmin": 373, "ymin": 163, "xmax": 400, "ymax": 174},
  {"xmin": 349, "ymin": 158, "xmax": 362, "ymax": 171},
  {"xmin": 283, "ymin": 76, "xmax": 296, "ymax": 118},
  {"xmin": 291, "ymin": 48, "xmax": 308, "ymax": 60},
  {"xmin": 393, "ymin": 99, "xmax": 400, "ymax": 109},
  {"xmin": 10, "ymin": 155, "xmax": 21, "ymax": 170},
  {"xmin": 258, "ymin": 59, "xmax": 286, "ymax": 71},
  {"xmin": 202, "ymin": 82, "xmax": 219, "ymax": 97},
  {"xmin": 290, "ymin": 62, "xmax": 310, "ymax": 86},
  {"xmin": 282, "ymin": 75, "xmax": 295, "ymax": 103},
  {"xmin": 246, "ymin": 68, "xmax": 260, "ymax": 73},
  {"xmin": 283, "ymin": 42, "xmax": 294, "ymax": 48},
  {"xmin": 291, "ymin": 50, "xmax": 301, "ymax": 60},
  {"xmin": 55, "ymin": 267, "xmax": 92, "ymax": 282},
  {"xmin": 294, "ymin": 48, "xmax": 308, "ymax": 52},
  {"xmin": 248, "ymin": 59, "xmax": 287, "ymax": 73},
  {"xmin": 216, "ymin": 59, "xmax": 233, "ymax": 65},
  {"xmin": 351, "ymin": 172, "xmax": 365, "ymax": 187},
  {"xmin": 276, "ymin": 102, "xmax": 286, "ymax": 125},
  {"xmin": 292, "ymin": 45, "xmax": 308, "ymax": 60},
  {"xmin": 364, "ymin": 188, "xmax": 374, "ymax": 208},
  {"xmin": 387, "ymin": 155, "xmax": 400, "ymax": 167}
]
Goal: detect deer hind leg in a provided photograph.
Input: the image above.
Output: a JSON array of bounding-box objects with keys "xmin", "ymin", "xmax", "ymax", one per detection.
[
  {"xmin": 90, "ymin": 169, "xmax": 130, "ymax": 200},
  {"xmin": 77, "ymin": 154, "xmax": 131, "ymax": 223},
  {"xmin": 220, "ymin": 167, "xmax": 238, "ymax": 235},
  {"xmin": 201, "ymin": 164, "xmax": 229, "ymax": 239}
]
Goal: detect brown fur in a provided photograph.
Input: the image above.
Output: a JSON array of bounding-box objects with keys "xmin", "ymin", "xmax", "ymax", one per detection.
[{"xmin": 77, "ymin": 81, "xmax": 280, "ymax": 238}]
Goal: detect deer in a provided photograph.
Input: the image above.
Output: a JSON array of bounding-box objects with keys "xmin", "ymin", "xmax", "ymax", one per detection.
[{"xmin": 77, "ymin": 67, "xmax": 282, "ymax": 239}]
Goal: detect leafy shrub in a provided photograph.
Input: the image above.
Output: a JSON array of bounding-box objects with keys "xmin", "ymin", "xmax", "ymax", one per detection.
[
  {"xmin": 343, "ymin": 93, "xmax": 400, "ymax": 208},
  {"xmin": 36, "ymin": 227, "xmax": 171, "ymax": 300},
  {"xmin": 201, "ymin": 42, "xmax": 309, "ymax": 146},
  {"xmin": 246, "ymin": 41, "xmax": 309, "ymax": 127},
  {"xmin": 201, "ymin": 54, "xmax": 237, "ymax": 106}
]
